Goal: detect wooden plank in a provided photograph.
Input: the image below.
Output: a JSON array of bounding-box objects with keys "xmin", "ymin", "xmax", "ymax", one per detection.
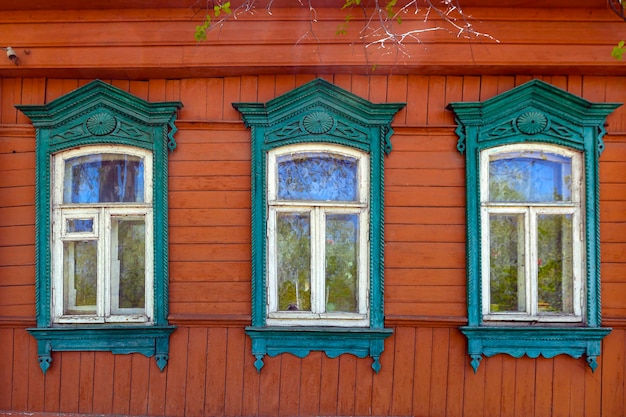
[
  {"xmin": 386, "ymin": 207, "xmax": 465, "ymax": 225},
  {"xmin": 10, "ymin": 330, "xmax": 29, "ymax": 409},
  {"xmin": 386, "ymin": 168, "xmax": 463, "ymax": 187},
  {"xmin": 534, "ymin": 358, "xmax": 554, "ymax": 417},
  {"xmin": 386, "ymin": 268, "xmax": 465, "ymax": 287},
  {"xmin": 168, "ymin": 243, "xmax": 250, "ymax": 262},
  {"xmin": 386, "ymin": 285, "xmax": 465, "ymax": 304},
  {"xmin": 445, "ymin": 329, "xmax": 465, "ymax": 417},
  {"xmin": 500, "ymin": 355, "xmax": 516, "ymax": 416},
  {"xmin": 164, "ymin": 327, "xmax": 189, "ymax": 417},
  {"xmin": 1, "ymin": 78, "xmax": 21, "ymax": 124},
  {"xmin": 336, "ymin": 354, "xmax": 357, "ymax": 416},
  {"xmin": 169, "ymin": 281, "xmax": 250, "ymax": 302},
  {"xmin": 205, "ymin": 327, "xmax": 227, "ymax": 416},
  {"xmin": 412, "ymin": 327, "xmax": 433, "ymax": 416},
  {"xmin": 147, "ymin": 353, "xmax": 168, "ymax": 416},
  {"xmin": 368, "ymin": 75, "xmax": 388, "ymax": 104},
  {"xmin": 462, "ymin": 349, "xmax": 486, "ymax": 417},
  {"xmin": 169, "ymin": 301, "xmax": 251, "ymax": 316},
  {"xmin": 0, "ymin": 266, "xmax": 36, "ymax": 286},
  {"xmin": 584, "ymin": 349, "xmax": 603, "ymax": 417},
  {"xmin": 128, "ymin": 354, "xmax": 150, "ymax": 416},
  {"xmin": 299, "ymin": 351, "xmax": 322, "ymax": 416},
  {"xmin": 513, "ymin": 357, "xmax": 536, "ymax": 417},
  {"xmin": 206, "ymin": 78, "xmax": 224, "ymax": 120},
  {"xmin": 240, "ymin": 75, "xmax": 258, "ymax": 102},
  {"xmin": 428, "ymin": 328, "xmax": 449, "ymax": 416},
  {"xmin": 179, "ymin": 79, "xmax": 208, "ymax": 121},
  {"xmin": 0, "ymin": 227, "xmax": 35, "ymax": 247},
  {"xmin": 568, "ymin": 359, "xmax": 586, "ymax": 417},
  {"xmin": 427, "ymin": 76, "xmax": 447, "ymax": 125},
  {"xmin": 77, "ymin": 352, "xmax": 95, "ymax": 414},
  {"xmin": 129, "ymin": 80, "xmax": 149, "ymax": 100},
  {"xmin": 274, "ymin": 74, "xmax": 296, "ymax": 97},
  {"xmin": 223, "ymin": 77, "xmax": 242, "ymax": 121},
  {"xmin": 385, "ymin": 242, "xmax": 466, "ymax": 269},
  {"xmin": 59, "ymin": 352, "xmax": 81, "ymax": 412},
  {"xmin": 258, "ymin": 354, "xmax": 280, "ymax": 416},
  {"xmin": 386, "ymin": 75, "xmax": 408, "ymax": 125},
  {"xmin": 17, "ymin": 78, "xmax": 45, "ymax": 124},
  {"xmin": 405, "ymin": 75, "xmax": 429, "ymax": 125},
  {"xmin": 319, "ymin": 354, "xmax": 340, "ymax": 415},
  {"xmin": 224, "ymin": 327, "xmax": 246, "ymax": 416},
  {"xmin": 111, "ymin": 355, "xmax": 132, "ymax": 415},
  {"xmin": 278, "ymin": 353, "xmax": 301, "ymax": 416},
  {"xmin": 390, "ymin": 327, "xmax": 415, "ymax": 416},
  {"xmin": 44, "ymin": 348, "xmax": 62, "ymax": 412},
  {"xmin": 385, "ymin": 186, "xmax": 464, "ymax": 207},
  {"xmin": 386, "ymin": 224, "xmax": 466, "ymax": 243},
  {"xmin": 27, "ymin": 334, "xmax": 45, "ymax": 412},
  {"xmin": 170, "ymin": 225, "xmax": 250, "ymax": 242},
  {"xmin": 90, "ymin": 354, "xmax": 113, "ymax": 412},
  {"xmin": 552, "ymin": 355, "xmax": 573, "ymax": 417},
  {"xmin": 241, "ymin": 334, "xmax": 261, "ymax": 416},
  {"xmin": 148, "ymin": 79, "xmax": 167, "ymax": 101},
  {"xmin": 354, "ymin": 353, "xmax": 374, "ymax": 415},
  {"xmin": 602, "ymin": 330, "xmax": 625, "ymax": 417},
  {"xmin": 184, "ymin": 328, "xmax": 208, "ymax": 417}
]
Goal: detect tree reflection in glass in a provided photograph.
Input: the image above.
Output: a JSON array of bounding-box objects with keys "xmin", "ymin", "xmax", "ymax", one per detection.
[
  {"xmin": 489, "ymin": 151, "xmax": 572, "ymax": 203},
  {"xmin": 325, "ymin": 214, "xmax": 358, "ymax": 313},
  {"xmin": 114, "ymin": 219, "xmax": 146, "ymax": 310},
  {"xmin": 490, "ymin": 214, "xmax": 525, "ymax": 313},
  {"xmin": 64, "ymin": 240, "xmax": 97, "ymax": 315},
  {"xmin": 538, "ymin": 214, "xmax": 574, "ymax": 314},
  {"xmin": 64, "ymin": 154, "xmax": 144, "ymax": 203},
  {"xmin": 277, "ymin": 212, "xmax": 311, "ymax": 311},
  {"xmin": 277, "ymin": 153, "xmax": 358, "ymax": 201}
]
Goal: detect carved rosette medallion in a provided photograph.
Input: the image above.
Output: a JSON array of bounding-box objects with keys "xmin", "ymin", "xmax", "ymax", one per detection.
[
  {"xmin": 85, "ymin": 112, "xmax": 117, "ymax": 136},
  {"xmin": 516, "ymin": 111, "xmax": 548, "ymax": 135},
  {"xmin": 302, "ymin": 111, "xmax": 334, "ymax": 134}
]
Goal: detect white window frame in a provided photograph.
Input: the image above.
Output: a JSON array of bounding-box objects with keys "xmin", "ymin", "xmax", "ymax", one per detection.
[
  {"xmin": 480, "ymin": 143, "xmax": 584, "ymax": 323},
  {"xmin": 266, "ymin": 144, "xmax": 370, "ymax": 327},
  {"xmin": 51, "ymin": 145, "xmax": 154, "ymax": 324}
]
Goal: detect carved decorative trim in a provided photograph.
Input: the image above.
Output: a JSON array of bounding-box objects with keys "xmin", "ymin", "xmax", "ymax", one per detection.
[
  {"xmin": 16, "ymin": 80, "xmax": 182, "ymax": 374},
  {"xmin": 448, "ymin": 79, "xmax": 621, "ymax": 372}
]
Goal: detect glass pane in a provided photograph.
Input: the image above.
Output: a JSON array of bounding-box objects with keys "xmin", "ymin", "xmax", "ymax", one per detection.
[
  {"xmin": 490, "ymin": 214, "xmax": 526, "ymax": 313},
  {"xmin": 112, "ymin": 218, "xmax": 146, "ymax": 310},
  {"xmin": 66, "ymin": 218, "xmax": 93, "ymax": 233},
  {"xmin": 277, "ymin": 152, "xmax": 358, "ymax": 201},
  {"xmin": 276, "ymin": 212, "xmax": 311, "ymax": 311},
  {"xmin": 64, "ymin": 154, "xmax": 144, "ymax": 203},
  {"xmin": 489, "ymin": 151, "xmax": 572, "ymax": 203},
  {"xmin": 63, "ymin": 240, "xmax": 97, "ymax": 315},
  {"xmin": 325, "ymin": 214, "xmax": 359, "ymax": 313},
  {"xmin": 537, "ymin": 214, "xmax": 574, "ymax": 314}
]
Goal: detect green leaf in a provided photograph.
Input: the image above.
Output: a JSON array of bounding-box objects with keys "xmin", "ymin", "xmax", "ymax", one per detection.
[{"xmin": 612, "ymin": 40, "xmax": 625, "ymax": 61}]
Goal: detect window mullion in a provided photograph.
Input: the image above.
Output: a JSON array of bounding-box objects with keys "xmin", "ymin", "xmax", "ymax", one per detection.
[
  {"xmin": 312, "ymin": 207, "xmax": 325, "ymax": 315},
  {"xmin": 100, "ymin": 209, "xmax": 110, "ymax": 320},
  {"xmin": 528, "ymin": 208, "xmax": 537, "ymax": 317}
]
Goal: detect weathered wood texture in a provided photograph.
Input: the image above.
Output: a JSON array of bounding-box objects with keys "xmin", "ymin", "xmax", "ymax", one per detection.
[
  {"xmin": 0, "ymin": 6, "xmax": 623, "ymax": 79},
  {"xmin": 1, "ymin": 74, "xmax": 626, "ymax": 416}
]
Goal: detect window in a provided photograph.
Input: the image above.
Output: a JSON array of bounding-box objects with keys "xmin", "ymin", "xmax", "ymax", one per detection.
[
  {"xmin": 234, "ymin": 78, "xmax": 404, "ymax": 372},
  {"xmin": 52, "ymin": 147, "xmax": 154, "ymax": 324},
  {"xmin": 267, "ymin": 145, "xmax": 369, "ymax": 327},
  {"xmin": 482, "ymin": 144, "xmax": 583, "ymax": 323},
  {"xmin": 448, "ymin": 79, "xmax": 619, "ymax": 373},
  {"xmin": 18, "ymin": 80, "xmax": 181, "ymax": 373}
]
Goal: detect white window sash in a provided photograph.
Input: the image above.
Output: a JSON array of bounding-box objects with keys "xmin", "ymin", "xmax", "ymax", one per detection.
[
  {"xmin": 51, "ymin": 146, "xmax": 154, "ymax": 325},
  {"xmin": 480, "ymin": 144, "xmax": 584, "ymax": 323}
]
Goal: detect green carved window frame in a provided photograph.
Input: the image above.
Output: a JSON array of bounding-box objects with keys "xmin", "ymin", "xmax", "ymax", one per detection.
[
  {"xmin": 17, "ymin": 80, "xmax": 182, "ymax": 373},
  {"xmin": 448, "ymin": 79, "xmax": 620, "ymax": 373},
  {"xmin": 234, "ymin": 78, "xmax": 404, "ymax": 373}
]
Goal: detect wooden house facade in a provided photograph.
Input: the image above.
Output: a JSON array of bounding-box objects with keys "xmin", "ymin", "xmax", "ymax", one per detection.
[{"xmin": 1, "ymin": 0, "xmax": 626, "ymax": 416}]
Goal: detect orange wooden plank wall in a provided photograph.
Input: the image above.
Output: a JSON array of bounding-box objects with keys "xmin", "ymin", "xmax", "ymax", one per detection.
[{"xmin": 1, "ymin": 75, "xmax": 626, "ymax": 417}]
